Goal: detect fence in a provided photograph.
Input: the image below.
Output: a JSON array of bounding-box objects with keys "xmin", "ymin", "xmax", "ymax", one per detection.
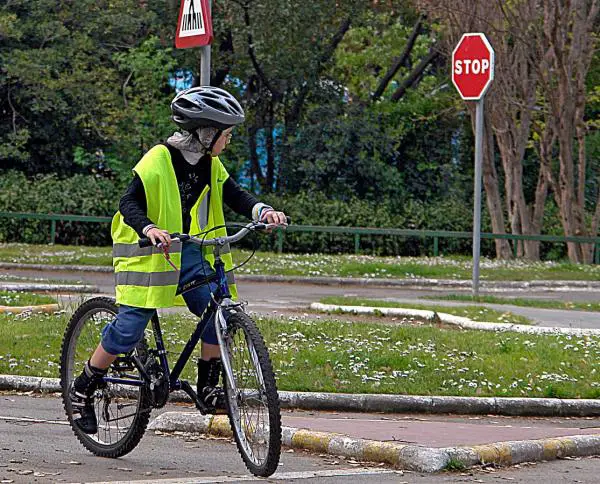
[{"xmin": 1, "ymin": 211, "xmax": 599, "ymax": 263}]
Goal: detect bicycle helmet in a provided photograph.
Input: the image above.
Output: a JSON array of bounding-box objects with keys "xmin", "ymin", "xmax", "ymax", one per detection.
[{"xmin": 171, "ymin": 86, "xmax": 245, "ymax": 132}]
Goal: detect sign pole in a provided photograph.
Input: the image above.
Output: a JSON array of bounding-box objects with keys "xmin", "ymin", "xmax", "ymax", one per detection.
[
  {"xmin": 176, "ymin": 0, "xmax": 214, "ymax": 83},
  {"xmin": 199, "ymin": 0, "xmax": 211, "ymax": 85},
  {"xmin": 451, "ymin": 32, "xmax": 494, "ymax": 299},
  {"xmin": 472, "ymin": 99, "xmax": 484, "ymax": 297}
]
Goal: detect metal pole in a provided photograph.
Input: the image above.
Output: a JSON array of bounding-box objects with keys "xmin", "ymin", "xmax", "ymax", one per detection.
[
  {"xmin": 472, "ymin": 99, "xmax": 484, "ymax": 297},
  {"xmin": 199, "ymin": 0, "xmax": 211, "ymax": 85}
]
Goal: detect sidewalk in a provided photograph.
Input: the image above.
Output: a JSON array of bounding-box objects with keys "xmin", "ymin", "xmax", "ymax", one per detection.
[
  {"xmin": 152, "ymin": 407, "xmax": 600, "ymax": 472},
  {"xmin": 279, "ymin": 408, "xmax": 600, "ymax": 448}
]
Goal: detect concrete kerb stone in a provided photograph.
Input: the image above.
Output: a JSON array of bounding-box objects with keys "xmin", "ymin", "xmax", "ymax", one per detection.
[
  {"xmin": 0, "ymin": 303, "xmax": 59, "ymax": 314},
  {"xmin": 149, "ymin": 411, "xmax": 437, "ymax": 471},
  {"xmin": 311, "ymin": 302, "xmax": 600, "ymax": 336},
  {"xmin": 148, "ymin": 411, "xmax": 600, "ymax": 473},
  {"xmin": 4, "ymin": 375, "xmax": 600, "ymax": 417}
]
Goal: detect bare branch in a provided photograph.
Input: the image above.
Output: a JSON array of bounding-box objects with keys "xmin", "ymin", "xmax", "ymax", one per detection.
[
  {"xmin": 371, "ymin": 15, "xmax": 423, "ymax": 102},
  {"xmin": 390, "ymin": 46, "xmax": 438, "ymax": 102},
  {"xmin": 242, "ymin": 3, "xmax": 280, "ymax": 99},
  {"xmin": 122, "ymin": 71, "xmax": 133, "ymax": 108},
  {"xmin": 286, "ymin": 17, "xmax": 352, "ymax": 128}
]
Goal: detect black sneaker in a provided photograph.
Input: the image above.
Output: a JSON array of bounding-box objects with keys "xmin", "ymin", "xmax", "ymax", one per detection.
[
  {"xmin": 69, "ymin": 361, "xmax": 107, "ymax": 434},
  {"xmin": 197, "ymin": 358, "xmax": 226, "ymax": 413}
]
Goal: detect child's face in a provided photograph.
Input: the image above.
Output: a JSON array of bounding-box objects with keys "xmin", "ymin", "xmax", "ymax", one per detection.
[{"xmin": 211, "ymin": 128, "xmax": 233, "ymax": 156}]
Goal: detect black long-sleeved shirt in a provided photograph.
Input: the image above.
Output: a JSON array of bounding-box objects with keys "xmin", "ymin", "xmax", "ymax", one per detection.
[{"xmin": 119, "ymin": 145, "xmax": 258, "ymax": 237}]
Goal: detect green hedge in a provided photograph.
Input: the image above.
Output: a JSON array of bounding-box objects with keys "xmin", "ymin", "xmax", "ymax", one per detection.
[
  {"xmin": 0, "ymin": 171, "xmax": 122, "ymax": 245},
  {"xmin": 0, "ymin": 170, "xmax": 498, "ymax": 257},
  {"xmin": 227, "ymin": 191, "xmax": 479, "ymax": 257}
]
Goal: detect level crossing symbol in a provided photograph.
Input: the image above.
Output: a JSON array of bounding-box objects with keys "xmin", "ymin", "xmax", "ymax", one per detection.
[{"xmin": 176, "ymin": 0, "xmax": 213, "ymax": 48}]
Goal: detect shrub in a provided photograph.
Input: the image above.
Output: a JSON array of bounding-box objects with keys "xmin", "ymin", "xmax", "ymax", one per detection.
[{"xmin": 0, "ymin": 171, "xmax": 123, "ymax": 245}]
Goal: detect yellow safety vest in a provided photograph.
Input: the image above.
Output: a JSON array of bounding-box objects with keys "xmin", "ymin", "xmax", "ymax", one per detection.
[{"xmin": 111, "ymin": 144, "xmax": 237, "ymax": 309}]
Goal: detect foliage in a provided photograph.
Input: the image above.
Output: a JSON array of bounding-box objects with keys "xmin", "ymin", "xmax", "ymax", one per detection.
[
  {"xmin": 0, "ymin": 171, "xmax": 122, "ymax": 245},
  {"xmin": 0, "ymin": 1, "xmax": 597, "ymax": 262},
  {"xmin": 0, "ymin": 0, "xmax": 175, "ymax": 177}
]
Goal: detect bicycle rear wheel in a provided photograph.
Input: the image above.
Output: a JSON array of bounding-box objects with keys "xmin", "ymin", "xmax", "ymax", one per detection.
[
  {"xmin": 60, "ymin": 297, "xmax": 151, "ymax": 457},
  {"xmin": 221, "ymin": 310, "xmax": 281, "ymax": 477}
]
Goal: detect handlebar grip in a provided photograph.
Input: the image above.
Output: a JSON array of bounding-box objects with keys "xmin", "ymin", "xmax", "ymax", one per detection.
[
  {"xmin": 254, "ymin": 217, "xmax": 292, "ymax": 232},
  {"xmin": 138, "ymin": 233, "xmax": 190, "ymax": 248}
]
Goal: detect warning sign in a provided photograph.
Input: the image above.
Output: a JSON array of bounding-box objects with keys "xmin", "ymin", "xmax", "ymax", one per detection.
[{"xmin": 175, "ymin": 0, "xmax": 213, "ymax": 48}]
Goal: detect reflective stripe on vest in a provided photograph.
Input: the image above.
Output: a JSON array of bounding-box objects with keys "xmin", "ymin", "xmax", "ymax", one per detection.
[
  {"xmin": 112, "ymin": 242, "xmax": 183, "ymax": 258},
  {"xmin": 198, "ymin": 193, "xmax": 209, "ymax": 230},
  {"xmin": 115, "ymin": 271, "xmax": 179, "ymax": 287}
]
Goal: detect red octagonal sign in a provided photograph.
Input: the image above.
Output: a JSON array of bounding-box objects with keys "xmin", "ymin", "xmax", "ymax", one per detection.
[{"xmin": 452, "ymin": 33, "xmax": 494, "ymax": 100}]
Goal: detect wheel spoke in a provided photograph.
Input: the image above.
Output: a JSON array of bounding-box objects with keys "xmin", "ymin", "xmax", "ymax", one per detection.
[
  {"xmin": 223, "ymin": 313, "xmax": 280, "ymax": 475},
  {"xmin": 61, "ymin": 299, "xmax": 151, "ymax": 455}
]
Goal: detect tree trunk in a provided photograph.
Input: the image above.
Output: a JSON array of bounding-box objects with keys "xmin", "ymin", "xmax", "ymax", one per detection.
[
  {"xmin": 248, "ymin": 124, "xmax": 266, "ymax": 192},
  {"xmin": 535, "ymin": 0, "xmax": 599, "ymax": 263},
  {"xmin": 265, "ymin": 101, "xmax": 275, "ymax": 192}
]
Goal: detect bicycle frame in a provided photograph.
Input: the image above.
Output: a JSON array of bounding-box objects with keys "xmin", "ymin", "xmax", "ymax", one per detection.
[{"xmin": 103, "ymin": 252, "xmax": 236, "ymax": 394}]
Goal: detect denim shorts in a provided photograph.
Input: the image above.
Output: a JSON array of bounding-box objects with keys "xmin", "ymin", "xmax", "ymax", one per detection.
[{"xmin": 101, "ymin": 241, "xmax": 219, "ymax": 354}]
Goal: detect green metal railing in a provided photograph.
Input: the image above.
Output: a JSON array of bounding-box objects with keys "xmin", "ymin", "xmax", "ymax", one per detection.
[{"xmin": 1, "ymin": 211, "xmax": 599, "ymax": 263}]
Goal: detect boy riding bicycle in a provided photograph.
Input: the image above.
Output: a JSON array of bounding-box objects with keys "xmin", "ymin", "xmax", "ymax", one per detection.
[{"xmin": 69, "ymin": 86, "xmax": 287, "ymax": 434}]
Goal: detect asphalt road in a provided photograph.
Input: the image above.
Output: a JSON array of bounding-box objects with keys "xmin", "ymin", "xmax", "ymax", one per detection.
[
  {"xmin": 9, "ymin": 267, "xmax": 600, "ymax": 330},
  {"xmin": 2, "ymin": 393, "xmax": 600, "ymax": 484}
]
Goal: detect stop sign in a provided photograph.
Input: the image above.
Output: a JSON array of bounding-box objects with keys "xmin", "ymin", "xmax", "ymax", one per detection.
[{"xmin": 452, "ymin": 33, "xmax": 494, "ymax": 100}]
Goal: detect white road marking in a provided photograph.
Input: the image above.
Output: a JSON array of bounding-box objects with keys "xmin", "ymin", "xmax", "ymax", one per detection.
[
  {"xmin": 86, "ymin": 467, "xmax": 400, "ymax": 483},
  {"xmin": 0, "ymin": 415, "xmax": 69, "ymax": 425}
]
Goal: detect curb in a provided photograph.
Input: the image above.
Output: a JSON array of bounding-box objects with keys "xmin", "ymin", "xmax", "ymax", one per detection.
[
  {"xmin": 0, "ymin": 303, "xmax": 59, "ymax": 314},
  {"xmin": 0, "ymin": 283, "xmax": 99, "ymax": 293},
  {"xmin": 149, "ymin": 411, "xmax": 600, "ymax": 473},
  {"xmin": 3, "ymin": 374, "xmax": 600, "ymax": 417},
  {"xmin": 310, "ymin": 302, "xmax": 600, "ymax": 336},
  {"xmin": 3, "ymin": 262, "xmax": 600, "ymax": 291}
]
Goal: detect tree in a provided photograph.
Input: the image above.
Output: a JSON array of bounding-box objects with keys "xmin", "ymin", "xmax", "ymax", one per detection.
[
  {"xmin": 0, "ymin": 0, "xmax": 175, "ymax": 176},
  {"xmin": 534, "ymin": 0, "xmax": 599, "ymax": 263}
]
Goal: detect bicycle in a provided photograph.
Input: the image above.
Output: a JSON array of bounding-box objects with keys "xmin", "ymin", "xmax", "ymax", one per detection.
[{"xmin": 60, "ymin": 220, "xmax": 285, "ymax": 477}]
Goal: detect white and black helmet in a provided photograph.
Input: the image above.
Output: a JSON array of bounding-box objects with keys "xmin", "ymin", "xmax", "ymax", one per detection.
[{"xmin": 171, "ymin": 86, "xmax": 245, "ymax": 132}]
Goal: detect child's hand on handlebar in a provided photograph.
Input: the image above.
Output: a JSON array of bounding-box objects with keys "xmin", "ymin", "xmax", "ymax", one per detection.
[
  {"xmin": 146, "ymin": 227, "xmax": 172, "ymax": 247},
  {"xmin": 260, "ymin": 210, "xmax": 287, "ymax": 226}
]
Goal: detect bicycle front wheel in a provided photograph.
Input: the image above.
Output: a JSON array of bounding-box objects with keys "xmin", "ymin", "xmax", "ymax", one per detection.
[
  {"xmin": 221, "ymin": 311, "xmax": 281, "ymax": 477},
  {"xmin": 60, "ymin": 297, "xmax": 151, "ymax": 458}
]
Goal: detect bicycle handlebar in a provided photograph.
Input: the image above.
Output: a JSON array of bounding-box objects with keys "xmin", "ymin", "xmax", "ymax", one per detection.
[{"xmin": 137, "ymin": 217, "xmax": 291, "ymax": 249}]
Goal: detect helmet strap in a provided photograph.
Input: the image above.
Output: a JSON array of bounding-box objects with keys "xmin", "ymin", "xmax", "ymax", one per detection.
[{"xmin": 208, "ymin": 130, "xmax": 223, "ymax": 151}]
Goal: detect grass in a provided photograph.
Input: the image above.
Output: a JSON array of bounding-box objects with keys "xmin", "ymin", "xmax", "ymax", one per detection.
[
  {"xmin": 426, "ymin": 294, "xmax": 600, "ymax": 312},
  {"xmin": 0, "ymin": 243, "xmax": 112, "ymax": 266},
  {"xmin": 319, "ymin": 296, "xmax": 532, "ymax": 325},
  {"xmin": 2, "ymin": 243, "xmax": 600, "ymax": 281},
  {"xmin": 2, "ymin": 311, "xmax": 600, "ymax": 399},
  {"xmin": 0, "ymin": 290, "xmax": 56, "ymax": 306},
  {"xmin": 0, "ymin": 273, "xmax": 84, "ymax": 285}
]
